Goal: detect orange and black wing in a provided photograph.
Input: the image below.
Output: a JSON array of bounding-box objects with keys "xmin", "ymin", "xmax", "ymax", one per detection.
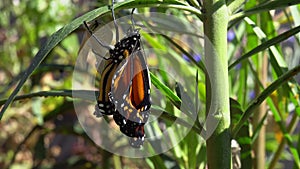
[
  {"xmin": 94, "ymin": 59, "xmax": 119, "ymax": 117},
  {"xmin": 94, "ymin": 34, "xmax": 141, "ymax": 117},
  {"xmin": 110, "ymin": 49, "xmax": 151, "ymax": 148}
]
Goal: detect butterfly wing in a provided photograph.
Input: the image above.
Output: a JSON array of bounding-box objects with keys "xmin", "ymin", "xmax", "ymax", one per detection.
[
  {"xmin": 94, "ymin": 59, "xmax": 119, "ymax": 117},
  {"xmin": 94, "ymin": 34, "xmax": 140, "ymax": 117},
  {"xmin": 110, "ymin": 49, "xmax": 151, "ymax": 147},
  {"xmin": 111, "ymin": 49, "xmax": 151, "ymax": 124}
]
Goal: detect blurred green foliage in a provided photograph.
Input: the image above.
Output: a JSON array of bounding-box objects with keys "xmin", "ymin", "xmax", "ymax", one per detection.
[{"xmin": 0, "ymin": 0, "xmax": 300, "ymax": 169}]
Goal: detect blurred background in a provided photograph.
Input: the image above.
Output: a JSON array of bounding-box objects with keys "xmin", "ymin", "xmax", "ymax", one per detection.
[{"xmin": 0, "ymin": 0, "xmax": 300, "ymax": 169}]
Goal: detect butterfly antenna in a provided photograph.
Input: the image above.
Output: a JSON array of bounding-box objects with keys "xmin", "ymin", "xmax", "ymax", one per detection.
[
  {"xmin": 111, "ymin": 0, "xmax": 119, "ymax": 42},
  {"xmin": 83, "ymin": 21, "xmax": 111, "ymax": 50},
  {"xmin": 131, "ymin": 8, "xmax": 136, "ymax": 30}
]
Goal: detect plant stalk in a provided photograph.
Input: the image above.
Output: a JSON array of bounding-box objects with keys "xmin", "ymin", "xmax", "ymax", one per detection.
[
  {"xmin": 253, "ymin": 54, "xmax": 267, "ymax": 169},
  {"xmin": 203, "ymin": 0, "xmax": 231, "ymax": 168}
]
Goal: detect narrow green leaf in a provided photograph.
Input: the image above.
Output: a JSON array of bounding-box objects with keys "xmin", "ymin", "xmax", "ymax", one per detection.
[
  {"xmin": 233, "ymin": 64, "xmax": 300, "ymax": 137},
  {"xmin": 150, "ymin": 72, "xmax": 181, "ymax": 108},
  {"xmin": 290, "ymin": 5, "xmax": 300, "ymax": 42},
  {"xmin": 230, "ymin": 0, "xmax": 300, "ymax": 24},
  {"xmin": 0, "ymin": 90, "xmax": 95, "ymax": 106},
  {"xmin": 227, "ymin": 0, "xmax": 247, "ymax": 15},
  {"xmin": 229, "ymin": 25, "xmax": 300, "ymax": 70},
  {"xmin": 294, "ymin": 132, "xmax": 300, "ymax": 169},
  {"xmin": 0, "ymin": 6, "xmax": 110, "ymax": 120},
  {"xmin": 251, "ymin": 112, "xmax": 268, "ymax": 143},
  {"xmin": 148, "ymin": 155, "xmax": 168, "ymax": 169}
]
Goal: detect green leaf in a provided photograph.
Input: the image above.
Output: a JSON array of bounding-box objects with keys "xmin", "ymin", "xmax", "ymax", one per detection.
[
  {"xmin": 232, "ymin": 64, "xmax": 300, "ymax": 136},
  {"xmin": 229, "ymin": 25, "xmax": 300, "ymax": 70},
  {"xmin": 148, "ymin": 155, "xmax": 168, "ymax": 169},
  {"xmin": 290, "ymin": 5, "xmax": 300, "ymax": 42},
  {"xmin": 230, "ymin": 0, "xmax": 300, "ymax": 24},
  {"xmin": 0, "ymin": 5, "xmax": 109, "ymax": 120},
  {"xmin": 150, "ymin": 72, "xmax": 181, "ymax": 108}
]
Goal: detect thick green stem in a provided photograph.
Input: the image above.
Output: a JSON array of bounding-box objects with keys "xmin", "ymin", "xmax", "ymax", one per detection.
[{"xmin": 203, "ymin": 0, "xmax": 231, "ymax": 168}]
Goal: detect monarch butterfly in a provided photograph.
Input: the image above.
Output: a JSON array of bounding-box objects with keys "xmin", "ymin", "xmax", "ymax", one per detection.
[{"xmin": 84, "ymin": 2, "xmax": 151, "ymax": 148}]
